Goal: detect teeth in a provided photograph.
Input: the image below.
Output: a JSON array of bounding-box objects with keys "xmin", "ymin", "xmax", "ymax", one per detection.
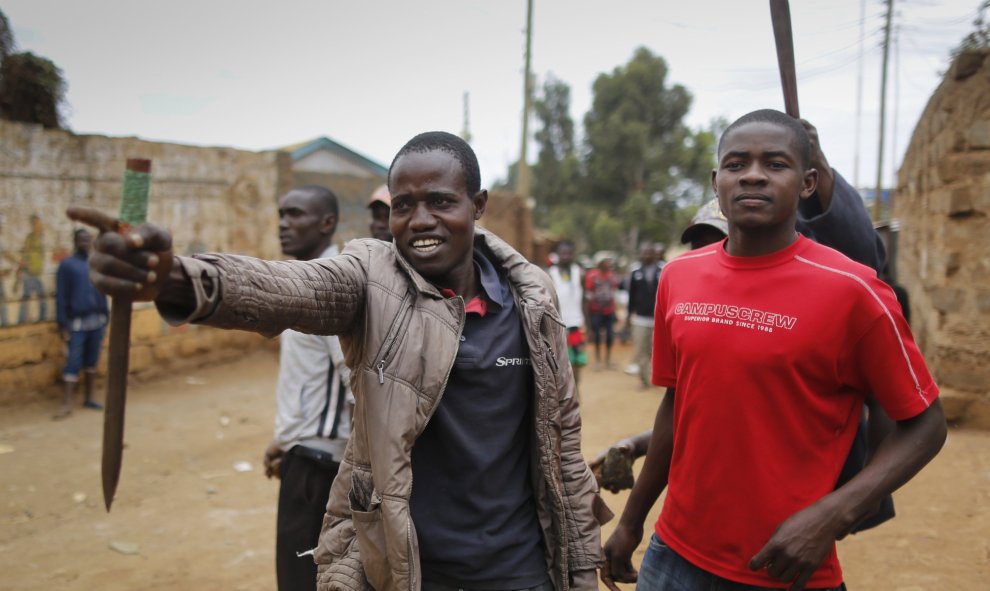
[{"xmin": 412, "ymin": 239, "xmax": 441, "ymax": 250}]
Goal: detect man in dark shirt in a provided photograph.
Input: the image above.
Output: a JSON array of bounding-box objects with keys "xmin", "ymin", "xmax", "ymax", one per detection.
[{"xmin": 54, "ymin": 229, "xmax": 108, "ymax": 419}]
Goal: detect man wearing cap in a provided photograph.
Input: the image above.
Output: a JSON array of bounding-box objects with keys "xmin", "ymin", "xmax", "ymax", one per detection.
[
  {"xmin": 680, "ymin": 199, "xmax": 730, "ymax": 251},
  {"xmin": 367, "ymin": 184, "xmax": 392, "ymax": 241}
]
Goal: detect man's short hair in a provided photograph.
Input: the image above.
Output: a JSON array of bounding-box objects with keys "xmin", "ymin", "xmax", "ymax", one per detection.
[
  {"xmin": 295, "ymin": 185, "xmax": 339, "ymax": 217},
  {"xmin": 389, "ymin": 131, "xmax": 481, "ymax": 196},
  {"xmin": 718, "ymin": 109, "xmax": 811, "ymax": 169}
]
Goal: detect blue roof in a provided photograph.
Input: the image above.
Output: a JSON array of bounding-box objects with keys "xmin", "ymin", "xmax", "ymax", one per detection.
[{"xmin": 286, "ymin": 137, "xmax": 387, "ymax": 176}]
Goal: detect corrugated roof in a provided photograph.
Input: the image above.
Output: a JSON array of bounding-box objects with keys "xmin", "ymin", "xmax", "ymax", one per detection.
[{"xmin": 278, "ymin": 137, "xmax": 387, "ymax": 176}]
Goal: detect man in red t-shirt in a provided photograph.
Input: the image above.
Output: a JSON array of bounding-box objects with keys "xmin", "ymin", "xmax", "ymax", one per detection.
[
  {"xmin": 584, "ymin": 253, "xmax": 620, "ymax": 369},
  {"xmin": 602, "ymin": 109, "xmax": 946, "ymax": 591}
]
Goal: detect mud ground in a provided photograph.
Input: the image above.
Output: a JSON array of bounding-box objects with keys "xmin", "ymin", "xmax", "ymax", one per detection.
[{"xmin": 1, "ymin": 344, "xmax": 987, "ymax": 590}]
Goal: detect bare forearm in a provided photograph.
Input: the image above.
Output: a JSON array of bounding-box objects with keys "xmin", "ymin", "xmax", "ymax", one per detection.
[
  {"xmin": 616, "ymin": 388, "xmax": 674, "ymax": 528},
  {"xmin": 830, "ymin": 400, "xmax": 947, "ymax": 537}
]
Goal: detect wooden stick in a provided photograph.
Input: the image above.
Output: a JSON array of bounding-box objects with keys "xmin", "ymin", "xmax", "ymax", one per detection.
[
  {"xmin": 102, "ymin": 158, "xmax": 151, "ymax": 511},
  {"xmin": 770, "ymin": 0, "xmax": 800, "ymax": 118}
]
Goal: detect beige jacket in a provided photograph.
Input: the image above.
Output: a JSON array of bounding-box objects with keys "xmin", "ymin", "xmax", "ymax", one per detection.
[{"xmin": 165, "ymin": 229, "xmax": 610, "ymax": 591}]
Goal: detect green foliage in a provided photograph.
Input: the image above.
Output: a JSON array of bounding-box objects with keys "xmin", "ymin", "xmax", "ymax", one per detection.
[
  {"xmin": 0, "ymin": 10, "xmax": 14, "ymax": 61},
  {"xmin": 531, "ymin": 75, "xmax": 582, "ymax": 224},
  {"xmin": 0, "ymin": 52, "xmax": 67, "ymax": 128},
  {"xmin": 0, "ymin": 9, "xmax": 68, "ymax": 129},
  {"xmin": 516, "ymin": 48, "xmax": 718, "ymax": 255},
  {"xmin": 951, "ymin": 1, "xmax": 990, "ymax": 57}
]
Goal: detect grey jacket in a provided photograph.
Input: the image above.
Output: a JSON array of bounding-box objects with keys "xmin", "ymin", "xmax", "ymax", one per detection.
[{"xmin": 165, "ymin": 228, "xmax": 610, "ymax": 591}]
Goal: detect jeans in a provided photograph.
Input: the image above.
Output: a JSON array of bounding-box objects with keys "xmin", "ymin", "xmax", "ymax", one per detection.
[
  {"xmin": 588, "ymin": 312, "xmax": 615, "ymax": 346},
  {"xmin": 421, "ymin": 579, "xmax": 554, "ymax": 591},
  {"xmin": 637, "ymin": 534, "xmax": 846, "ymax": 591},
  {"xmin": 64, "ymin": 326, "xmax": 105, "ymax": 380},
  {"xmin": 18, "ymin": 273, "xmax": 46, "ymax": 323}
]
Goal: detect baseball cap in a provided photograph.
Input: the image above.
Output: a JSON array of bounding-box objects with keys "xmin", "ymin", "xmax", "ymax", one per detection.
[
  {"xmin": 367, "ymin": 184, "xmax": 391, "ymax": 208},
  {"xmin": 680, "ymin": 199, "xmax": 728, "ymax": 244}
]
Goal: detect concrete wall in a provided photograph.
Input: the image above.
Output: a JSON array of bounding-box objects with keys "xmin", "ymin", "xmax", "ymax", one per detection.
[
  {"xmin": 0, "ymin": 120, "xmax": 290, "ymax": 402},
  {"xmin": 895, "ymin": 49, "xmax": 990, "ymax": 428}
]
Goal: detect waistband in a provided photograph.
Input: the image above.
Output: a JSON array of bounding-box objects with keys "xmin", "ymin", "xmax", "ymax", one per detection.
[{"xmin": 289, "ymin": 444, "xmax": 339, "ymax": 470}]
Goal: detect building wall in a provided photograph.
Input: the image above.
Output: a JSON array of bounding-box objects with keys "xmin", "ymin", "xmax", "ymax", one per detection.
[
  {"xmin": 895, "ymin": 49, "xmax": 990, "ymax": 428},
  {"xmin": 0, "ymin": 121, "xmax": 290, "ymax": 402}
]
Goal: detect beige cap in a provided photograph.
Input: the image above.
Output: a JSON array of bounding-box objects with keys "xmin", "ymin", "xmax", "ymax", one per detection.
[
  {"xmin": 680, "ymin": 199, "xmax": 728, "ymax": 244},
  {"xmin": 367, "ymin": 184, "xmax": 391, "ymax": 208}
]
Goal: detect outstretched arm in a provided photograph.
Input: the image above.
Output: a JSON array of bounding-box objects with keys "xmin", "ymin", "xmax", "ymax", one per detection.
[{"xmin": 750, "ymin": 400, "xmax": 946, "ymax": 591}]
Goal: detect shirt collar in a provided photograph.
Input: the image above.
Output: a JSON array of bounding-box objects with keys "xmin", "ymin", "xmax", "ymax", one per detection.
[{"xmin": 438, "ymin": 248, "xmax": 506, "ymax": 317}]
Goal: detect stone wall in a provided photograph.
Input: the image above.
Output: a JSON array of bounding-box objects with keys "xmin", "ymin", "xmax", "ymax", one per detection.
[
  {"xmin": 895, "ymin": 49, "xmax": 990, "ymax": 428},
  {"xmin": 0, "ymin": 121, "xmax": 290, "ymax": 402},
  {"xmin": 480, "ymin": 191, "xmax": 535, "ymax": 261}
]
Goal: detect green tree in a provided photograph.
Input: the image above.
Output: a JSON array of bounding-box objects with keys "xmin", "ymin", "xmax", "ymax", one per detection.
[
  {"xmin": 0, "ymin": 9, "xmax": 68, "ymax": 129},
  {"xmin": 0, "ymin": 9, "xmax": 14, "ymax": 60},
  {"xmin": 0, "ymin": 52, "xmax": 67, "ymax": 128},
  {"xmin": 581, "ymin": 47, "xmax": 714, "ymax": 252},
  {"xmin": 531, "ymin": 75, "xmax": 581, "ymax": 224}
]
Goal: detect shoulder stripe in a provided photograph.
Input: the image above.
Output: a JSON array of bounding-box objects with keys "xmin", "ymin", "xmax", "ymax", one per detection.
[
  {"xmin": 794, "ymin": 255, "xmax": 929, "ymax": 407},
  {"xmin": 668, "ymin": 249, "xmax": 717, "ymax": 265}
]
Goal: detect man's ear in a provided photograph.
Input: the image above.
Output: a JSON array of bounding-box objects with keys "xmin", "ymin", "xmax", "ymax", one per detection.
[
  {"xmin": 800, "ymin": 168, "xmax": 819, "ymax": 200},
  {"xmin": 321, "ymin": 213, "xmax": 338, "ymax": 235},
  {"xmin": 710, "ymin": 169, "xmax": 718, "ymax": 197},
  {"xmin": 472, "ymin": 190, "xmax": 488, "ymax": 220}
]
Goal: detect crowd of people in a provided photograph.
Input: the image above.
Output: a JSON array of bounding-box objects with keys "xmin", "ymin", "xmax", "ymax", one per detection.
[{"xmin": 61, "ymin": 111, "xmax": 945, "ymax": 591}]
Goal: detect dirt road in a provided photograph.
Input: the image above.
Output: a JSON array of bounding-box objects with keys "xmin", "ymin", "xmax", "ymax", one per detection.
[{"xmin": 1, "ymin": 345, "xmax": 988, "ymax": 590}]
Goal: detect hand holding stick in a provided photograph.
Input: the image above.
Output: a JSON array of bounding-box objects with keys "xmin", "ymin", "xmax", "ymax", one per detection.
[{"xmin": 66, "ymin": 158, "xmax": 171, "ymax": 510}]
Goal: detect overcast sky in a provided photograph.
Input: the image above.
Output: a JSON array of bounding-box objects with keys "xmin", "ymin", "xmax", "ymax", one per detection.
[{"xmin": 4, "ymin": 0, "xmax": 983, "ymax": 191}]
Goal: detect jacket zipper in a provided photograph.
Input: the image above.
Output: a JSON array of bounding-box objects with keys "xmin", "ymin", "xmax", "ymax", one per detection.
[{"xmin": 375, "ymin": 295, "xmax": 413, "ymax": 384}]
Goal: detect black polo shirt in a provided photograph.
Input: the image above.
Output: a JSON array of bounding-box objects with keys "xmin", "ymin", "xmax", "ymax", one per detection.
[{"xmin": 410, "ymin": 248, "xmax": 548, "ymax": 590}]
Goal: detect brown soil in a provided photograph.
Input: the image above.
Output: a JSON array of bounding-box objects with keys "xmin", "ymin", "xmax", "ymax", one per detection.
[{"xmin": 1, "ymin": 343, "xmax": 988, "ymax": 589}]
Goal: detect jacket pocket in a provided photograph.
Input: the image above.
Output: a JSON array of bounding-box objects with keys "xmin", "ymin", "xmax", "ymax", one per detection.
[{"xmin": 350, "ymin": 474, "xmax": 389, "ymax": 589}]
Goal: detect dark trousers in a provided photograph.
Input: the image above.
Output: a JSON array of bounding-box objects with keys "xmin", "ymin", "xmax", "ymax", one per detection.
[{"xmin": 276, "ymin": 449, "xmax": 339, "ymax": 591}]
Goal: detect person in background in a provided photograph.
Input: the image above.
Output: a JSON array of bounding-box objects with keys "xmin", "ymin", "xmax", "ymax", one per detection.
[
  {"xmin": 585, "ymin": 252, "xmax": 620, "ymax": 370},
  {"xmin": 622, "ymin": 241, "xmax": 664, "ymax": 390},
  {"xmin": 18, "ymin": 214, "xmax": 47, "ymax": 324},
  {"xmin": 54, "ymin": 228, "xmax": 108, "ymax": 419},
  {"xmin": 261, "ymin": 185, "xmax": 352, "ymax": 591},
  {"xmin": 367, "ymin": 183, "xmax": 392, "ymax": 241},
  {"xmin": 548, "ymin": 239, "xmax": 587, "ymax": 387}
]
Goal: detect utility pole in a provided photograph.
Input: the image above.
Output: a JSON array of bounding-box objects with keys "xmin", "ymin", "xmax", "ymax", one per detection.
[
  {"xmin": 461, "ymin": 91, "xmax": 472, "ymax": 144},
  {"xmin": 853, "ymin": 0, "xmax": 866, "ymax": 188},
  {"xmin": 873, "ymin": 0, "xmax": 894, "ymax": 221},
  {"xmin": 517, "ymin": 0, "xmax": 533, "ymax": 198}
]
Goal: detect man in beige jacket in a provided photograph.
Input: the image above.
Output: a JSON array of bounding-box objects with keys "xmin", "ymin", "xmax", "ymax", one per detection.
[{"xmin": 72, "ymin": 131, "xmax": 609, "ymax": 591}]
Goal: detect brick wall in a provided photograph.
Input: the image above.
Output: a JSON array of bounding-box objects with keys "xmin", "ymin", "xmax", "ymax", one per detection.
[
  {"xmin": 895, "ymin": 49, "xmax": 990, "ymax": 428},
  {"xmin": 0, "ymin": 121, "xmax": 289, "ymax": 403}
]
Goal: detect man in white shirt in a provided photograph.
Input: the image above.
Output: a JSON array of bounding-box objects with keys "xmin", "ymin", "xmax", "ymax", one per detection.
[
  {"xmin": 261, "ymin": 185, "xmax": 352, "ymax": 591},
  {"xmin": 548, "ymin": 240, "xmax": 587, "ymax": 387}
]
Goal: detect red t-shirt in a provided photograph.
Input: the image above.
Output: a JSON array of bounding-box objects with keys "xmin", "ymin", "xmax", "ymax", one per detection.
[
  {"xmin": 584, "ymin": 268, "xmax": 619, "ymax": 315},
  {"xmin": 651, "ymin": 235, "xmax": 938, "ymax": 588}
]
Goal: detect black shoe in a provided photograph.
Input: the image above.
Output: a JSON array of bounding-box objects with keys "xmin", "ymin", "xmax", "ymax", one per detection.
[{"xmin": 83, "ymin": 400, "xmax": 104, "ymax": 410}]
